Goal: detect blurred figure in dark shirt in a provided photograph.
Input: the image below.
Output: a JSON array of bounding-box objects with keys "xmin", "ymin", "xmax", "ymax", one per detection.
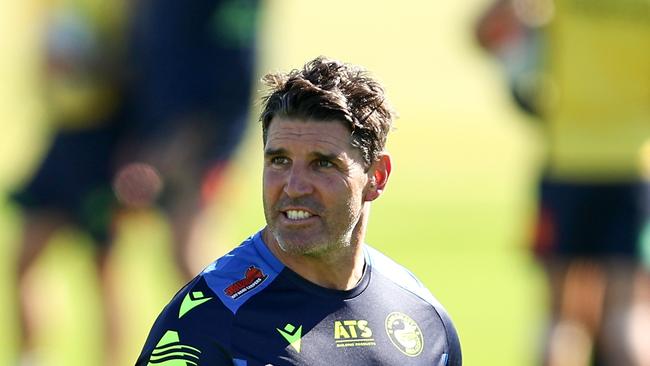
[
  {"xmin": 476, "ymin": 0, "xmax": 650, "ymax": 365},
  {"xmin": 114, "ymin": 0, "xmax": 261, "ymax": 279},
  {"xmin": 11, "ymin": 0, "xmax": 130, "ymax": 364},
  {"xmin": 13, "ymin": 0, "xmax": 261, "ymax": 364}
]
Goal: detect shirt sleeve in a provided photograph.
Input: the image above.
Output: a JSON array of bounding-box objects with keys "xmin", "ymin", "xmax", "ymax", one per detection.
[
  {"xmin": 134, "ymin": 277, "xmax": 236, "ymax": 366},
  {"xmin": 441, "ymin": 309, "xmax": 462, "ymax": 366}
]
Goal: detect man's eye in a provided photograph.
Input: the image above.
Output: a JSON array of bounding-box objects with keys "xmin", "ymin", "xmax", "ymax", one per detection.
[
  {"xmin": 271, "ymin": 157, "xmax": 289, "ymax": 165},
  {"xmin": 316, "ymin": 159, "xmax": 334, "ymax": 168}
]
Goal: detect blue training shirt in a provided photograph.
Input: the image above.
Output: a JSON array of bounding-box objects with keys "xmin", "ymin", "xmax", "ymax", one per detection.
[{"xmin": 135, "ymin": 231, "xmax": 462, "ymax": 365}]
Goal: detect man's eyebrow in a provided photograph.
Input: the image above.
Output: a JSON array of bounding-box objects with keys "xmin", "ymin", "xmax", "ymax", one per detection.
[
  {"xmin": 264, "ymin": 148, "xmax": 343, "ymax": 162},
  {"xmin": 264, "ymin": 147, "xmax": 287, "ymax": 157},
  {"xmin": 312, "ymin": 151, "xmax": 340, "ymax": 161}
]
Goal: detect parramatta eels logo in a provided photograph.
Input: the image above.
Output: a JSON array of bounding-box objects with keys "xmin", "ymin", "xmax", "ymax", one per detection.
[
  {"xmin": 224, "ymin": 266, "xmax": 268, "ymax": 299},
  {"xmin": 385, "ymin": 312, "xmax": 424, "ymax": 357}
]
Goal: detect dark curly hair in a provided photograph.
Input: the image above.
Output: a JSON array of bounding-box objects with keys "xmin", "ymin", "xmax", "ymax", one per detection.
[{"xmin": 259, "ymin": 56, "xmax": 396, "ymax": 168}]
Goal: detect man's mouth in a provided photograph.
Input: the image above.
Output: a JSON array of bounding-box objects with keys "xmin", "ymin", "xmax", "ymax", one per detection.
[{"xmin": 284, "ymin": 209, "xmax": 314, "ymax": 220}]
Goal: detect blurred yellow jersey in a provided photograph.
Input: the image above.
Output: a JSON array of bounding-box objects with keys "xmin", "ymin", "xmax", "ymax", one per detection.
[
  {"xmin": 43, "ymin": 0, "xmax": 128, "ymax": 127},
  {"xmin": 541, "ymin": 0, "xmax": 650, "ymax": 181}
]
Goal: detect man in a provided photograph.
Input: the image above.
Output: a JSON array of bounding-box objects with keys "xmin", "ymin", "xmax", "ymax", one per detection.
[
  {"xmin": 135, "ymin": 56, "xmax": 462, "ymax": 366},
  {"xmin": 476, "ymin": 1, "xmax": 650, "ymax": 365}
]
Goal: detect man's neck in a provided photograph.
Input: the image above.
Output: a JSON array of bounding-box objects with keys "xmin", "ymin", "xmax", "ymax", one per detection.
[{"xmin": 262, "ymin": 228, "xmax": 366, "ymax": 291}]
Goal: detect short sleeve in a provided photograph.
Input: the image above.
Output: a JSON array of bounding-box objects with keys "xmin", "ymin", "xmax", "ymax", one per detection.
[{"xmin": 135, "ymin": 277, "xmax": 236, "ymax": 366}]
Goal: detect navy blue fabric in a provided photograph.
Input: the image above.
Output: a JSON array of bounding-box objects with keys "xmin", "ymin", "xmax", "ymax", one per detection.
[
  {"xmin": 534, "ymin": 178, "xmax": 643, "ymax": 258},
  {"xmin": 135, "ymin": 231, "xmax": 462, "ymax": 365},
  {"xmin": 127, "ymin": 0, "xmax": 259, "ymax": 163},
  {"xmin": 10, "ymin": 125, "xmax": 124, "ymax": 244}
]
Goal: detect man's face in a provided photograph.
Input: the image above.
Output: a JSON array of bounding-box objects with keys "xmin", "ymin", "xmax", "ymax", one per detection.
[{"xmin": 263, "ymin": 117, "xmax": 372, "ymax": 256}]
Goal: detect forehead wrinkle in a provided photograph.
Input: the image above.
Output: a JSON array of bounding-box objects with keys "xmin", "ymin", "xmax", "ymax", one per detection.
[
  {"xmin": 267, "ymin": 131, "xmax": 353, "ymax": 155},
  {"xmin": 265, "ymin": 118, "xmax": 364, "ymax": 162}
]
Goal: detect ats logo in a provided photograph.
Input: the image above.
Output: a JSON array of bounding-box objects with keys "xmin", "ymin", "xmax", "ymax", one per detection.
[
  {"xmin": 334, "ymin": 320, "xmax": 376, "ymax": 348},
  {"xmin": 224, "ymin": 266, "xmax": 268, "ymax": 299}
]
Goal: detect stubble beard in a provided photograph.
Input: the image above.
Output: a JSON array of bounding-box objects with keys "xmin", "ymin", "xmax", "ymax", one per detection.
[
  {"xmin": 264, "ymin": 203, "xmax": 360, "ymax": 258},
  {"xmin": 276, "ymin": 224, "xmax": 353, "ymax": 257}
]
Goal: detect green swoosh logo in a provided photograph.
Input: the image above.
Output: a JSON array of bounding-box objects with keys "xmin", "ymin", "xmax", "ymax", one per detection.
[
  {"xmin": 179, "ymin": 291, "xmax": 212, "ymax": 318},
  {"xmin": 277, "ymin": 323, "xmax": 302, "ymax": 353}
]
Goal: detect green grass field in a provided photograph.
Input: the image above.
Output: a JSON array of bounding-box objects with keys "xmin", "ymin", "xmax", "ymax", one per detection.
[{"xmin": 1, "ymin": 1, "xmax": 548, "ymax": 365}]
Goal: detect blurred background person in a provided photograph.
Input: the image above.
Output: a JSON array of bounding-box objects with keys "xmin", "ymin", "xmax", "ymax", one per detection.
[
  {"xmin": 114, "ymin": 0, "xmax": 261, "ymax": 280},
  {"xmin": 476, "ymin": 0, "xmax": 650, "ymax": 365},
  {"xmin": 10, "ymin": 0, "xmax": 130, "ymax": 364},
  {"xmin": 11, "ymin": 0, "xmax": 261, "ymax": 364}
]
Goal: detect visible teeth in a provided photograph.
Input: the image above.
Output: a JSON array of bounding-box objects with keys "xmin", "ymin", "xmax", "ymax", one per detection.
[{"xmin": 286, "ymin": 210, "xmax": 313, "ymax": 220}]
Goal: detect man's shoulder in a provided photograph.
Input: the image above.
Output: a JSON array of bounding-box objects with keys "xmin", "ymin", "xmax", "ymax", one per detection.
[
  {"xmin": 365, "ymin": 245, "xmax": 436, "ymax": 303},
  {"xmin": 196, "ymin": 231, "xmax": 285, "ymax": 314},
  {"xmin": 156, "ymin": 231, "xmax": 285, "ymax": 320},
  {"xmin": 365, "ymin": 244, "xmax": 462, "ymax": 365},
  {"xmin": 364, "ymin": 244, "xmax": 453, "ymax": 317}
]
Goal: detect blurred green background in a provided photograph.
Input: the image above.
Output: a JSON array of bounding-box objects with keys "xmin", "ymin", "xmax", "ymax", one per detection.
[{"xmin": 0, "ymin": 0, "xmax": 547, "ymax": 365}]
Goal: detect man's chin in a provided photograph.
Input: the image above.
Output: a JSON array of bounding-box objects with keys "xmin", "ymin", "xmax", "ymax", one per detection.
[{"xmin": 276, "ymin": 236, "xmax": 322, "ymax": 255}]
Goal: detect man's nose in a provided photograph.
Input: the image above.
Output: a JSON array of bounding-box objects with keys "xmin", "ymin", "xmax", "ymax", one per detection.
[{"xmin": 284, "ymin": 165, "xmax": 313, "ymax": 198}]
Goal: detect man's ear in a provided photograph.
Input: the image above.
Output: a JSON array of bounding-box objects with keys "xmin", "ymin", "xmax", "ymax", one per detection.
[{"xmin": 364, "ymin": 153, "xmax": 392, "ymax": 202}]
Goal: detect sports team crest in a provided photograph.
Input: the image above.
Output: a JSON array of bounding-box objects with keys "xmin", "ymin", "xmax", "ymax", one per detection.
[
  {"xmin": 385, "ymin": 312, "xmax": 424, "ymax": 357},
  {"xmin": 224, "ymin": 266, "xmax": 268, "ymax": 299}
]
